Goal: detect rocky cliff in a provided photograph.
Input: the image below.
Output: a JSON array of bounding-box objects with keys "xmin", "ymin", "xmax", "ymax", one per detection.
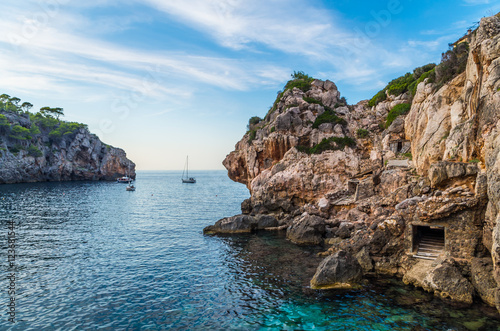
[
  {"xmin": 0, "ymin": 109, "xmax": 135, "ymax": 184},
  {"xmin": 206, "ymin": 13, "xmax": 500, "ymax": 313}
]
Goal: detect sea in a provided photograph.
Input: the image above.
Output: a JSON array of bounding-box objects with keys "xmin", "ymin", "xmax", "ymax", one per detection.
[{"xmin": 0, "ymin": 170, "xmax": 499, "ymax": 330}]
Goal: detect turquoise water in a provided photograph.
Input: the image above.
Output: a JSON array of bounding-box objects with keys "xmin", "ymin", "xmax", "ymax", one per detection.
[{"xmin": 0, "ymin": 171, "xmax": 499, "ymax": 330}]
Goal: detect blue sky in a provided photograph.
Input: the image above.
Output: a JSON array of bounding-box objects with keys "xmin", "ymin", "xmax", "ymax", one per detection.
[{"xmin": 0, "ymin": 0, "xmax": 498, "ymax": 170}]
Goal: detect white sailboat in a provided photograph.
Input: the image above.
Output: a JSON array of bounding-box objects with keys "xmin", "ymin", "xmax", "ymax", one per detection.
[{"xmin": 182, "ymin": 156, "xmax": 196, "ymax": 183}]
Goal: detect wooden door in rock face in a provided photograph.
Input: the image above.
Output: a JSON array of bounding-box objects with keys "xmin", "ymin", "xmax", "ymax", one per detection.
[{"xmin": 411, "ymin": 225, "xmax": 445, "ymax": 260}]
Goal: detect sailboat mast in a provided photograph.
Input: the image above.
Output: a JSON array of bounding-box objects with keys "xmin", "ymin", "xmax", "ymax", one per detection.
[{"xmin": 181, "ymin": 155, "xmax": 196, "ymax": 183}]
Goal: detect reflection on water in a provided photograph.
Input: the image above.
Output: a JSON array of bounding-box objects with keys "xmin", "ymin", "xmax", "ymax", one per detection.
[
  {"xmin": 0, "ymin": 172, "xmax": 498, "ymax": 330},
  {"xmin": 219, "ymin": 232, "xmax": 500, "ymax": 331},
  {"xmin": 220, "ymin": 233, "xmax": 323, "ymax": 293}
]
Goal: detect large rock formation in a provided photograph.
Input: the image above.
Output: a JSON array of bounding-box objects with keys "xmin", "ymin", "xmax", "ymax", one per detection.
[
  {"xmin": 404, "ymin": 257, "xmax": 475, "ymax": 305},
  {"xmin": 286, "ymin": 214, "xmax": 326, "ymax": 246},
  {"xmin": 207, "ymin": 13, "xmax": 500, "ymax": 312},
  {"xmin": 310, "ymin": 250, "xmax": 363, "ymax": 290},
  {"xmin": 0, "ymin": 111, "xmax": 135, "ymax": 183}
]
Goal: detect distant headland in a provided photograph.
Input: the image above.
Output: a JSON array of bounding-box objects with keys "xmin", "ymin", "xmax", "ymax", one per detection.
[{"xmin": 0, "ymin": 94, "xmax": 135, "ymax": 184}]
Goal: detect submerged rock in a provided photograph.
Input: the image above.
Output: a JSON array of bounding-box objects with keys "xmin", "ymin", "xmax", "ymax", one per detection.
[{"xmin": 310, "ymin": 250, "xmax": 363, "ymax": 290}]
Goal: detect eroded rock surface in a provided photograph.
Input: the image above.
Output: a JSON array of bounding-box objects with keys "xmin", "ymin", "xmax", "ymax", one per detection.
[
  {"xmin": 310, "ymin": 250, "xmax": 363, "ymax": 289},
  {"xmin": 203, "ymin": 214, "xmax": 257, "ymax": 234},
  {"xmin": 0, "ymin": 112, "xmax": 135, "ymax": 183},
  {"xmin": 286, "ymin": 214, "xmax": 326, "ymax": 246},
  {"xmin": 404, "ymin": 257, "xmax": 474, "ymax": 305},
  {"xmin": 207, "ymin": 13, "xmax": 500, "ymax": 311}
]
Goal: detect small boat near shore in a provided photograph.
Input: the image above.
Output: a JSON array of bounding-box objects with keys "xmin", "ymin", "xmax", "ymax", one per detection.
[
  {"xmin": 126, "ymin": 183, "xmax": 135, "ymax": 191},
  {"xmin": 117, "ymin": 176, "xmax": 133, "ymax": 183}
]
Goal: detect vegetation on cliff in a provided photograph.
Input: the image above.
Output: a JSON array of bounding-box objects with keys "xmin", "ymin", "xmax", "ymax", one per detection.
[
  {"xmin": 0, "ymin": 94, "xmax": 90, "ymax": 154},
  {"xmin": 297, "ymin": 136, "xmax": 356, "ymax": 154},
  {"xmin": 217, "ymin": 13, "xmax": 500, "ymax": 315},
  {"xmin": 248, "ymin": 116, "xmax": 262, "ymax": 128},
  {"xmin": 368, "ymin": 63, "xmax": 436, "ymax": 107},
  {"xmin": 246, "ymin": 71, "xmax": 355, "ymax": 155},
  {"xmin": 312, "ymin": 108, "xmax": 346, "ymax": 128},
  {"xmin": 386, "ymin": 103, "xmax": 411, "ymax": 128},
  {"xmin": 305, "ymin": 95, "xmax": 346, "ymax": 129},
  {"xmin": 434, "ymin": 42, "xmax": 469, "ymax": 89},
  {"xmin": 368, "ymin": 41, "xmax": 469, "ymax": 108},
  {"xmin": 0, "ymin": 93, "xmax": 135, "ymax": 183},
  {"xmin": 356, "ymin": 128, "xmax": 369, "ymax": 138},
  {"xmin": 284, "ymin": 71, "xmax": 314, "ymax": 92},
  {"xmin": 266, "ymin": 71, "xmax": 314, "ymax": 118}
]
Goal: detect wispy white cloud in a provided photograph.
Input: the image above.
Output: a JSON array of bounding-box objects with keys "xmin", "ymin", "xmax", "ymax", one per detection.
[
  {"xmin": 0, "ymin": 0, "xmax": 480, "ymax": 170},
  {"xmin": 139, "ymin": 0, "xmax": 345, "ymax": 58},
  {"xmin": 0, "ymin": 0, "xmax": 464, "ymax": 107},
  {"xmin": 406, "ymin": 34, "xmax": 456, "ymax": 52},
  {"xmin": 135, "ymin": 0, "xmax": 437, "ymax": 89},
  {"xmin": 139, "ymin": 0, "xmax": 391, "ymax": 66},
  {"xmin": 0, "ymin": 9, "xmax": 289, "ymax": 102},
  {"xmin": 462, "ymin": 0, "xmax": 490, "ymax": 5}
]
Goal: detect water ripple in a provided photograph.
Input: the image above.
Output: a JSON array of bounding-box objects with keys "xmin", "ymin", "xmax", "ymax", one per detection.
[{"xmin": 0, "ymin": 171, "xmax": 499, "ymax": 330}]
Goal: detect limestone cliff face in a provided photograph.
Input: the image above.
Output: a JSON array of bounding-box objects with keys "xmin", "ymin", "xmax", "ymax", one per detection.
[
  {"xmin": 0, "ymin": 111, "xmax": 135, "ymax": 184},
  {"xmin": 223, "ymin": 80, "xmax": 384, "ymax": 214},
  {"xmin": 224, "ymin": 80, "xmax": 342, "ymax": 188},
  {"xmin": 406, "ymin": 16, "xmax": 500, "ymax": 172},
  {"xmin": 215, "ymin": 14, "xmax": 500, "ymax": 311},
  {"xmin": 405, "ymin": 15, "xmax": 500, "ymax": 302}
]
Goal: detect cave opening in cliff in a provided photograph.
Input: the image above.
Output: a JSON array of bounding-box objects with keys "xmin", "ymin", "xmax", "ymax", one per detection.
[
  {"xmin": 412, "ymin": 225, "xmax": 445, "ymax": 259},
  {"xmin": 390, "ymin": 140, "xmax": 411, "ymax": 154}
]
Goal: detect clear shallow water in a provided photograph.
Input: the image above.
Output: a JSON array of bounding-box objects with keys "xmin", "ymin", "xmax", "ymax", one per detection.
[{"xmin": 0, "ymin": 171, "xmax": 498, "ymax": 330}]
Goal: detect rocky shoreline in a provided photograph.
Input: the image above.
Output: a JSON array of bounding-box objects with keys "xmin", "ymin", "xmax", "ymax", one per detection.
[
  {"xmin": 205, "ymin": 14, "xmax": 500, "ymax": 313},
  {"xmin": 0, "ymin": 108, "xmax": 135, "ymax": 184}
]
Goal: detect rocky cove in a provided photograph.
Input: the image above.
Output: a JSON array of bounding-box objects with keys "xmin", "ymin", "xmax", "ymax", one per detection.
[
  {"xmin": 0, "ymin": 103, "xmax": 135, "ymax": 184},
  {"xmin": 204, "ymin": 14, "xmax": 500, "ymax": 314}
]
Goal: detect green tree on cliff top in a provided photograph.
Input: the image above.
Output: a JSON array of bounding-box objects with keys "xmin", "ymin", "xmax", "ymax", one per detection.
[
  {"xmin": 40, "ymin": 107, "xmax": 64, "ymax": 120},
  {"xmin": 21, "ymin": 102, "xmax": 33, "ymax": 113}
]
